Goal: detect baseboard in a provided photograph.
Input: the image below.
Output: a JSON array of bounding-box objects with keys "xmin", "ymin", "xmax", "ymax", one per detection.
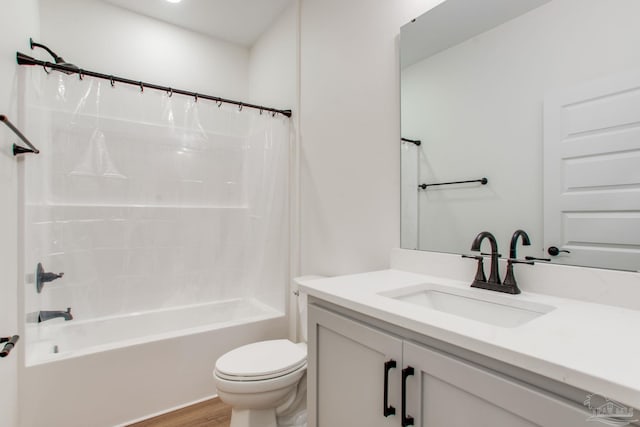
[{"xmin": 115, "ymin": 393, "xmax": 220, "ymax": 427}]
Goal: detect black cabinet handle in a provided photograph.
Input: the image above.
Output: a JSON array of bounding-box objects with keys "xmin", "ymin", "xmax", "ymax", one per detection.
[
  {"xmin": 383, "ymin": 360, "xmax": 396, "ymax": 417},
  {"xmin": 548, "ymin": 246, "xmax": 571, "ymax": 256},
  {"xmin": 401, "ymin": 366, "xmax": 415, "ymax": 426}
]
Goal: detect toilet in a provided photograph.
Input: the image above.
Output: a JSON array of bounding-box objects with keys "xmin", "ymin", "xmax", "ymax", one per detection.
[{"xmin": 212, "ymin": 276, "xmax": 323, "ymax": 427}]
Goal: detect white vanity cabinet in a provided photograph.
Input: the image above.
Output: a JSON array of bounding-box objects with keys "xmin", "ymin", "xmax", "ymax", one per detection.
[
  {"xmin": 308, "ymin": 303, "xmax": 595, "ymax": 427},
  {"xmin": 307, "ymin": 302, "xmax": 403, "ymax": 426}
]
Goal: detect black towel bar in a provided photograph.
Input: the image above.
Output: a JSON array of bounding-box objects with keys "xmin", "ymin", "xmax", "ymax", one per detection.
[
  {"xmin": 419, "ymin": 177, "xmax": 487, "ymax": 190},
  {"xmin": 0, "ymin": 114, "xmax": 40, "ymax": 155},
  {"xmin": 0, "ymin": 335, "xmax": 19, "ymax": 358}
]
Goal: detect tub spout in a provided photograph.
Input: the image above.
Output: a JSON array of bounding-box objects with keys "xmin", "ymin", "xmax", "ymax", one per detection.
[{"xmin": 38, "ymin": 308, "xmax": 73, "ymax": 323}]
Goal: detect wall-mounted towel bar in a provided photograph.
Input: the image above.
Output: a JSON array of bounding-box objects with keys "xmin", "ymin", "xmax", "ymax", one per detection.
[
  {"xmin": 0, "ymin": 335, "xmax": 19, "ymax": 358},
  {"xmin": 401, "ymin": 137, "xmax": 421, "ymax": 146},
  {"xmin": 0, "ymin": 114, "xmax": 40, "ymax": 155},
  {"xmin": 419, "ymin": 177, "xmax": 488, "ymax": 190}
]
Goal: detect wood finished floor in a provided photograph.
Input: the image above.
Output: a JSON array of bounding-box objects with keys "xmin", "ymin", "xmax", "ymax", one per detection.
[{"xmin": 128, "ymin": 398, "xmax": 231, "ymax": 427}]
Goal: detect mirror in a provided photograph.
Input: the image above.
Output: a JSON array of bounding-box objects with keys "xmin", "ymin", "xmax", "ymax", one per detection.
[{"xmin": 400, "ymin": 0, "xmax": 640, "ymax": 272}]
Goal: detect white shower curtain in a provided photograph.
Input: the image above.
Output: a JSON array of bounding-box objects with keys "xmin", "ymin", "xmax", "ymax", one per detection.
[{"xmin": 22, "ymin": 68, "xmax": 290, "ymax": 325}]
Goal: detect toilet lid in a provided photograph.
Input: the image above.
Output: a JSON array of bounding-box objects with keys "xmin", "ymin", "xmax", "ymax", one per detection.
[{"xmin": 215, "ymin": 339, "xmax": 307, "ymax": 380}]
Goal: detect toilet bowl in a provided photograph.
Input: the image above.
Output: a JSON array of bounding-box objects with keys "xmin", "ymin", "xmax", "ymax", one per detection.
[{"xmin": 212, "ymin": 276, "xmax": 324, "ymax": 427}]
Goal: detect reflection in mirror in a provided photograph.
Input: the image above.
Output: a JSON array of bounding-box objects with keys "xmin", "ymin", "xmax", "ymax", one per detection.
[{"xmin": 400, "ymin": 0, "xmax": 640, "ymax": 272}]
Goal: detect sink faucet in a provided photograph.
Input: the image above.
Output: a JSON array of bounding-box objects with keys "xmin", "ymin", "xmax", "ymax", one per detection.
[
  {"xmin": 503, "ymin": 230, "xmax": 534, "ymax": 294},
  {"xmin": 470, "ymin": 231, "xmax": 501, "ymax": 286},
  {"xmin": 509, "ymin": 229, "xmax": 531, "ymax": 259},
  {"xmin": 38, "ymin": 308, "xmax": 73, "ymax": 323}
]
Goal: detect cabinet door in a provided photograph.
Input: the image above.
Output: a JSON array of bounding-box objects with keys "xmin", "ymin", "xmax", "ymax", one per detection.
[
  {"xmin": 403, "ymin": 341, "xmax": 593, "ymax": 427},
  {"xmin": 308, "ymin": 305, "xmax": 403, "ymax": 427}
]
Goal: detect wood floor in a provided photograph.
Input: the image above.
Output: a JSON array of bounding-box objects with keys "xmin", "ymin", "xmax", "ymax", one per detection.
[{"xmin": 128, "ymin": 398, "xmax": 231, "ymax": 427}]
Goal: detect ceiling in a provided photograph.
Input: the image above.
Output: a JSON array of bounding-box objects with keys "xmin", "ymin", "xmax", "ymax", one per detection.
[
  {"xmin": 401, "ymin": 0, "xmax": 551, "ymax": 68},
  {"xmin": 101, "ymin": 0, "xmax": 293, "ymax": 47}
]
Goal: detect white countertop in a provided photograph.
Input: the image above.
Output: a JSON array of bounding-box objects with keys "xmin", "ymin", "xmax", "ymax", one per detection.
[{"xmin": 298, "ymin": 269, "xmax": 640, "ymax": 409}]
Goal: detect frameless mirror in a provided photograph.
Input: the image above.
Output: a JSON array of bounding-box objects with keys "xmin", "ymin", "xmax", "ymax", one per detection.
[{"xmin": 400, "ymin": 0, "xmax": 640, "ymax": 271}]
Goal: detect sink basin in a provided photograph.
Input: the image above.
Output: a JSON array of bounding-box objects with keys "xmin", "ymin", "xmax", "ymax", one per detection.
[{"xmin": 380, "ymin": 284, "xmax": 555, "ymax": 328}]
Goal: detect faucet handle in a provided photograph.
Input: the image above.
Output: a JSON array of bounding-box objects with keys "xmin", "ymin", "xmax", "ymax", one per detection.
[
  {"xmin": 480, "ymin": 252, "xmax": 502, "ymax": 258},
  {"xmin": 461, "ymin": 254, "xmax": 487, "ymax": 284},
  {"xmin": 525, "ymin": 256, "xmax": 550, "ymax": 262},
  {"xmin": 507, "ymin": 258, "xmax": 534, "ymax": 266}
]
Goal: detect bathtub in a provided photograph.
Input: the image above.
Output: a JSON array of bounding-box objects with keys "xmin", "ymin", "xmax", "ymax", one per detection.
[{"xmin": 19, "ymin": 298, "xmax": 288, "ymax": 427}]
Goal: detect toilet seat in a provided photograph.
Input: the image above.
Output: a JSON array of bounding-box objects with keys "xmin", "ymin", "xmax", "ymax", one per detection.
[{"xmin": 215, "ymin": 339, "xmax": 307, "ymax": 382}]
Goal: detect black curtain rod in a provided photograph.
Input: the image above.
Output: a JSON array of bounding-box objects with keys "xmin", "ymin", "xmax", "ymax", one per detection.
[{"xmin": 16, "ymin": 52, "xmax": 292, "ymax": 118}]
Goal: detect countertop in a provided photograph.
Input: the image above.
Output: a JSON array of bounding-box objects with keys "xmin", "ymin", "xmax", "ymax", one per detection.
[{"xmin": 298, "ymin": 269, "xmax": 640, "ymax": 409}]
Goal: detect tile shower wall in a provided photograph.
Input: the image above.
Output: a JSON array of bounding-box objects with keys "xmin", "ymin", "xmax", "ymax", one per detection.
[
  {"xmin": 28, "ymin": 206, "xmax": 250, "ymax": 319},
  {"xmin": 23, "ymin": 76, "xmax": 289, "ymax": 322}
]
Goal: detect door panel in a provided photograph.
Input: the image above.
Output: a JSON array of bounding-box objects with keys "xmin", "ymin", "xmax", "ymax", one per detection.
[
  {"xmin": 544, "ymin": 70, "xmax": 640, "ymax": 271},
  {"xmin": 403, "ymin": 341, "xmax": 593, "ymax": 427},
  {"xmin": 308, "ymin": 305, "xmax": 403, "ymax": 427}
]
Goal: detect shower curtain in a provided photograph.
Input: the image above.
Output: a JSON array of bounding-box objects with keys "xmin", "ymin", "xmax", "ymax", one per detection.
[{"xmin": 21, "ymin": 68, "xmax": 290, "ymax": 345}]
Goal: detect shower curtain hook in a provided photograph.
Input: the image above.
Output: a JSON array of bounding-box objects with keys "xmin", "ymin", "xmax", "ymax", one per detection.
[
  {"xmin": 78, "ymin": 70, "xmax": 83, "ymax": 80},
  {"xmin": 139, "ymin": 82, "xmax": 144, "ymax": 93},
  {"xmin": 168, "ymin": 88, "xmax": 173, "ymax": 98},
  {"xmin": 42, "ymin": 64, "xmax": 51, "ymax": 75},
  {"xmin": 259, "ymin": 108, "xmax": 263, "ymax": 115},
  {"xmin": 110, "ymin": 76, "xmax": 115, "ymax": 87},
  {"xmin": 238, "ymin": 104, "xmax": 243, "ymax": 112},
  {"xmin": 217, "ymin": 100, "xmax": 222, "ymax": 108},
  {"xmin": 272, "ymin": 111, "xmax": 276, "ymax": 117},
  {"xmin": 194, "ymin": 93, "xmax": 199, "ymax": 103}
]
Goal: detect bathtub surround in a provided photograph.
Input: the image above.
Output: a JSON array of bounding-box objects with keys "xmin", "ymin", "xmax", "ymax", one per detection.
[
  {"xmin": 19, "ymin": 71, "xmax": 290, "ymax": 427},
  {"xmin": 14, "ymin": 1, "xmax": 299, "ymax": 426}
]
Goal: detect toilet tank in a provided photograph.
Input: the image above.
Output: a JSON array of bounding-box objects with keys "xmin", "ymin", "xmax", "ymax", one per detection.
[{"xmin": 293, "ymin": 276, "xmax": 325, "ymax": 342}]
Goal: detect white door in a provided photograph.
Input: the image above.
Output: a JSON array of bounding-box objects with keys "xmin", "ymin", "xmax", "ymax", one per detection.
[{"xmin": 543, "ymin": 70, "xmax": 640, "ymax": 271}]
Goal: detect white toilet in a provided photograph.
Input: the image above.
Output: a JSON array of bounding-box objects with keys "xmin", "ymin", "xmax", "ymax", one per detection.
[{"xmin": 212, "ymin": 276, "xmax": 323, "ymax": 427}]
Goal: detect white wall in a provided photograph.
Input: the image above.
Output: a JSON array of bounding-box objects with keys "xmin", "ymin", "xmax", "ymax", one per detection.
[
  {"xmin": 402, "ymin": 0, "xmax": 640, "ymax": 257},
  {"xmin": 0, "ymin": 3, "xmax": 40, "ymax": 425},
  {"xmin": 299, "ymin": 0, "xmax": 445, "ymax": 276},
  {"xmin": 248, "ymin": 1, "xmax": 298, "ymax": 110},
  {"xmin": 39, "ymin": 0, "xmax": 249, "ymax": 100}
]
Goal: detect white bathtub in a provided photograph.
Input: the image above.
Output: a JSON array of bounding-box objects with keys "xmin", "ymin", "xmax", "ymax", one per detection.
[{"xmin": 19, "ymin": 298, "xmax": 288, "ymax": 427}]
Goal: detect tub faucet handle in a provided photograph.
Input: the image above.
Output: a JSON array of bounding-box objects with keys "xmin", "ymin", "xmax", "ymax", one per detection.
[{"xmin": 36, "ymin": 262, "xmax": 64, "ymax": 293}]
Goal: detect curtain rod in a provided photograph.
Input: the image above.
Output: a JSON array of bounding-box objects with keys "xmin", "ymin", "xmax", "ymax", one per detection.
[{"xmin": 16, "ymin": 52, "xmax": 292, "ymax": 118}]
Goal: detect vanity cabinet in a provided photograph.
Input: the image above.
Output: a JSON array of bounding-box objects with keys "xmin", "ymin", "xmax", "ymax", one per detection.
[{"xmin": 308, "ymin": 303, "xmax": 594, "ymax": 427}]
